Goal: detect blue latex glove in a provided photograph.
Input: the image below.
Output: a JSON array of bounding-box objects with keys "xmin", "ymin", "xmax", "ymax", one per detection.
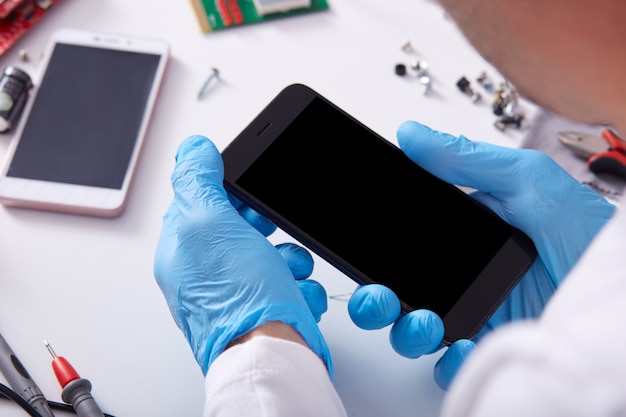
[
  {"xmin": 154, "ymin": 135, "xmax": 332, "ymax": 376},
  {"xmin": 349, "ymin": 120, "xmax": 615, "ymax": 390}
]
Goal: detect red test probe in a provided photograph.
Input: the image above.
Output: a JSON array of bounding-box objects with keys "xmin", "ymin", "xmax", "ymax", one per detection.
[{"xmin": 43, "ymin": 340, "xmax": 105, "ymax": 417}]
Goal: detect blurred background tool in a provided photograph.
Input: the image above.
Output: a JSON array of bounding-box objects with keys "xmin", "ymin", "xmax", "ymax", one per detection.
[{"xmin": 558, "ymin": 129, "xmax": 626, "ymax": 180}]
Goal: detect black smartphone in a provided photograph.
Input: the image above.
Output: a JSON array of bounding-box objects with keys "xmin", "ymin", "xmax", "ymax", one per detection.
[{"xmin": 221, "ymin": 83, "xmax": 537, "ymax": 344}]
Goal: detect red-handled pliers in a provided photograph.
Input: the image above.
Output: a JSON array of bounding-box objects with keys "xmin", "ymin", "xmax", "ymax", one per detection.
[{"xmin": 558, "ymin": 129, "xmax": 626, "ymax": 180}]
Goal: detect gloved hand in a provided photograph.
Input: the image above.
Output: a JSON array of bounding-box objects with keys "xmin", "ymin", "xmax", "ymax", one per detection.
[
  {"xmin": 154, "ymin": 135, "xmax": 332, "ymax": 376},
  {"xmin": 348, "ymin": 120, "xmax": 615, "ymax": 390}
]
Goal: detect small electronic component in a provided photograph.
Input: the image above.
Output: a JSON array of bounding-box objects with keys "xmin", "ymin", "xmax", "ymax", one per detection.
[
  {"xmin": 253, "ymin": 0, "xmax": 311, "ymax": 16},
  {"xmin": 0, "ymin": 0, "xmax": 59, "ymax": 56},
  {"xmin": 0, "ymin": 65, "xmax": 32, "ymax": 133},
  {"xmin": 394, "ymin": 63, "xmax": 407, "ymax": 76},
  {"xmin": 456, "ymin": 76, "xmax": 481, "ymax": 103}
]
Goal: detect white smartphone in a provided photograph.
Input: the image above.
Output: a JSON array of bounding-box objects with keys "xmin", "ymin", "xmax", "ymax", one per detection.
[{"xmin": 0, "ymin": 28, "xmax": 169, "ymax": 217}]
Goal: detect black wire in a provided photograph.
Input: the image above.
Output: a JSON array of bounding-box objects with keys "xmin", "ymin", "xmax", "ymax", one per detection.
[
  {"xmin": 47, "ymin": 399, "xmax": 116, "ymax": 417},
  {"xmin": 0, "ymin": 382, "xmax": 44, "ymax": 417},
  {"xmin": 0, "ymin": 382, "xmax": 116, "ymax": 417},
  {"xmin": 46, "ymin": 400, "xmax": 76, "ymax": 414}
]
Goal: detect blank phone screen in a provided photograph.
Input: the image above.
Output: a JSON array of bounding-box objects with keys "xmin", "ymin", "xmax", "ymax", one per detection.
[
  {"xmin": 235, "ymin": 97, "xmax": 514, "ymax": 316},
  {"xmin": 7, "ymin": 43, "xmax": 162, "ymax": 189}
]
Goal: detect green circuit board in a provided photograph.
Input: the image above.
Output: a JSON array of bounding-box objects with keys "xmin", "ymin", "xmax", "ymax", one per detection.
[{"xmin": 190, "ymin": 0, "xmax": 329, "ymax": 33}]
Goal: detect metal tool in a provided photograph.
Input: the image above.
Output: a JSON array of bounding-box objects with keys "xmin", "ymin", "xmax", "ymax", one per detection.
[
  {"xmin": 44, "ymin": 340, "xmax": 105, "ymax": 417},
  {"xmin": 558, "ymin": 129, "xmax": 626, "ymax": 179}
]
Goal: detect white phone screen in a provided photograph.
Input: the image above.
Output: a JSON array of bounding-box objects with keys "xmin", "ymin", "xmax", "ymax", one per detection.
[{"xmin": 6, "ymin": 43, "xmax": 162, "ymax": 189}]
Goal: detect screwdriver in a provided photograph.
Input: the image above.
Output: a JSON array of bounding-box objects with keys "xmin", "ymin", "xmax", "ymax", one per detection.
[{"xmin": 43, "ymin": 340, "xmax": 105, "ymax": 417}]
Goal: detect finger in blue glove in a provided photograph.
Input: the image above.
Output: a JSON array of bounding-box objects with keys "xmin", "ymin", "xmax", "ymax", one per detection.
[
  {"xmin": 348, "ymin": 284, "xmax": 401, "ymax": 330},
  {"xmin": 433, "ymin": 339, "xmax": 476, "ymax": 391},
  {"xmin": 297, "ymin": 280, "xmax": 328, "ymax": 322},
  {"xmin": 275, "ymin": 242, "xmax": 328, "ymax": 322},
  {"xmin": 389, "ymin": 309, "xmax": 444, "ymax": 358},
  {"xmin": 276, "ymin": 243, "xmax": 314, "ymax": 279}
]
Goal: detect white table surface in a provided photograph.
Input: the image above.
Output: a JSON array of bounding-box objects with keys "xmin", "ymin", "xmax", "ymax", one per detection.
[{"xmin": 0, "ymin": 1, "xmax": 536, "ymax": 416}]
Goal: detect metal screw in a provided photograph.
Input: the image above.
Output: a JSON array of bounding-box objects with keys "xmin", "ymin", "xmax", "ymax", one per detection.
[
  {"xmin": 419, "ymin": 75, "xmax": 432, "ymax": 95},
  {"xmin": 494, "ymin": 113, "xmax": 524, "ymax": 131},
  {"xmin": 492, "ymin": 82, "xmax": 519, "ymax": 116},
  {"xmin": 18, "ymin": 49, "xmax": 29, "ymax": 62},
  {"xmin": 476, "ymin": 71, "xmax": 494, "ymax": 93},
  {"xmin": 410, "ymin": 60, "xmax": 429, "ymax": 77},
  {"xmin": 328, "ymin": 292, "xmax": 353, "ymax": 301},
  {"xmin": 197, "ymin": 67, "xmax": 220, "ymax": 100},
  {"xmin": 395, "ymin": 62, "xmax": 432, "ymax": 95},
  {"xmin": 401, "ymin": 38, "xmax": 418, "ymax": 55}
]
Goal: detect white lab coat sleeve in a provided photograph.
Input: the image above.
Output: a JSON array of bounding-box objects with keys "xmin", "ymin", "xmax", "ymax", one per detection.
[
  {"xmin": 203, "ymin": 335, "xmax": 348, "ymax": 417},
  {"xmin": 441, "ymin": 203, "xmax": 626, "ymax": 417}
]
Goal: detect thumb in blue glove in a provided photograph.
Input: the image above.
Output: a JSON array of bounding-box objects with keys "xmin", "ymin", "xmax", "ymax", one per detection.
[
  {"xmin": 154, "ymin": 135, "xmax": 332, "ymax": 376},
  {"xmin": 349, "ymin": 121, "xmax": 615, "ymax": 390}
]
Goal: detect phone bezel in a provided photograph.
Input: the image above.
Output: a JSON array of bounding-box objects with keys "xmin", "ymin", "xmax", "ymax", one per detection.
[
  {"xmin": 222, "ymin": 83, "xmax": 537, "ymax": 344},
  {"xmin": 0, "ymin": 28, "xmax": 169, "ymax": 217}
]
